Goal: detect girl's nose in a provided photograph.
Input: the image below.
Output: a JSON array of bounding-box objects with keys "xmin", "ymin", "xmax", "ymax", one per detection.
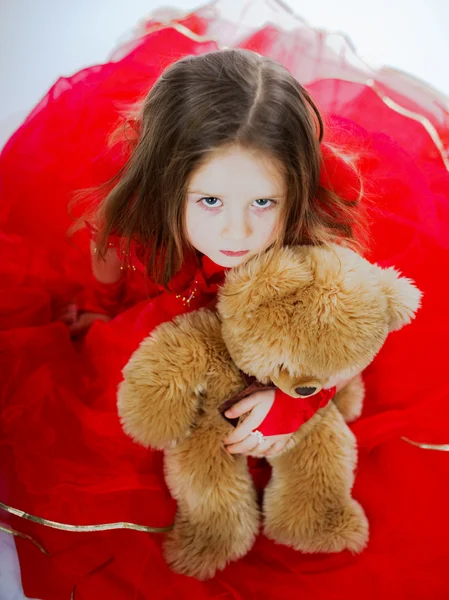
[{"xmin": 221, "ymin": 211, "xmax": 252, "ymax": 240}]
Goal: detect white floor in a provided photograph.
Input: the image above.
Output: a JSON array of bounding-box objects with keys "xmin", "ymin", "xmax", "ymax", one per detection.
[{"xmin": 0, "ymin": 531, "xmax": 39, "ymax": 600}]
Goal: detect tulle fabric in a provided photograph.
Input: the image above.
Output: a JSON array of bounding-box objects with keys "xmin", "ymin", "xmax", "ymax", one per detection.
[{"xmin": 1, "ymin": 1, "xmax": 449, "ymax": 598}]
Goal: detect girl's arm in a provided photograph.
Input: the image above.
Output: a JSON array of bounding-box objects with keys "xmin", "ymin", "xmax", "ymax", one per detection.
[
  {"xmin": 61, "ymin": 232, "xmax": 128, "ymax": 336},
  {"xmin": 90, "ymin": 239, "xmax": 123, "ymax": 284},
  {"xmin": 223, "ymin": 386, "xmax": 336, "ymax": 457},
  {"xmin": 75, "ymin": 237, "xmax": 127, "ymax": 317}
]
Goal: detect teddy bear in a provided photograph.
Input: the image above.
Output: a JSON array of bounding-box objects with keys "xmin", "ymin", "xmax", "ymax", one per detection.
[{"xmin": 117, "ymin": 244, "xmax": 422, "ymax": 580}]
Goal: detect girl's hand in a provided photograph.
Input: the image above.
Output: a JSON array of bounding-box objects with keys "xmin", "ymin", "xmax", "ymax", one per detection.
[
  {"xmin": 58, "ymin": 305, "xmax": 110, "ymax": 336},
  {"xmin": 223, "ymin": 389, "xmax": 292, "ymax": 457},
  {"xmin": 68, "ymin": 312, "xmax": 111, "ymax": 336}
]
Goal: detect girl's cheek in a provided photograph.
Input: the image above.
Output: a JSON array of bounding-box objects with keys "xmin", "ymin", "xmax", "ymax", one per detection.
[{"xmin": 260, "ymin": 212, "xmax": 280, "ymax": 235}]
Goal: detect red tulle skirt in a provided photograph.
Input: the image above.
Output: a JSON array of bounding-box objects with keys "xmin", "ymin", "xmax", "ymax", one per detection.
[{"xmin": 1, "ymin": 1, "xmax": 449, "ymax": 598}]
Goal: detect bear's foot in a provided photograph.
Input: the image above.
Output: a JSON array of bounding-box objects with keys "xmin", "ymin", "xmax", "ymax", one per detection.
[
  {"xmin": 164, "ymin": 514, "xmax": 258, "ymax": 580},
  {"xmin": 264, "ymin": 499, "xmax": 368, "ymax": 554}
]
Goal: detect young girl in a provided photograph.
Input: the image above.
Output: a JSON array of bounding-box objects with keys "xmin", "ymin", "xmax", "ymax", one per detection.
[
  {"xmin": 67, "ymin": 48, "xmax": 359, "ymax": 459},
  {"xmin": 1, "ymin": 6, "xmax": 448, "ymax": 599}
]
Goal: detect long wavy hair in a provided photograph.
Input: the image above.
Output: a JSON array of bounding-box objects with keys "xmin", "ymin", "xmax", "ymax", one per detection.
[{"xmin": 72, "ymin": 48, "xmax": 366, "ymax": 286}]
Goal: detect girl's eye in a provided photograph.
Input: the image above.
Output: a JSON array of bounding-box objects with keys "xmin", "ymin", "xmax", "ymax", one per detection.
[
  {"xmin": 200, "ymin": 197, "xmax": 222, "ymax": 209},
  {"xmin": 198, "ymin": 197, "xmax": 277, "ymax": 210},
  {"xmin": 253, "ymin": 199, "xmax": 274, "ymax": 208}
]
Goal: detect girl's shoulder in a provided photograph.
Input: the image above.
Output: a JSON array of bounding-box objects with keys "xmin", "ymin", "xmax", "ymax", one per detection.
[
  {"xmin": 85, "ymin": 219, "xmax": 144, "ymax": 274},
  {"xmin": 85, "ymin": 221, "xmax": 202, "ymax": 291}
]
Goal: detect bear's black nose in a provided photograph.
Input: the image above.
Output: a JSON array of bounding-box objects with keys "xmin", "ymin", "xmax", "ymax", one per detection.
[{"xmin": 295, "ymin": 386, "xmax": 317, "ymax": 397}]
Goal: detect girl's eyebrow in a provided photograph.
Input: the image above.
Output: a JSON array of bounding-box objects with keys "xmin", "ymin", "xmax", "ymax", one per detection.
[
  {"xmin": 188, "ymin": 190, "xmax": 224, "ymax": 196},
  {"xmin": 187, "ymin": 190, "xmax": 284, "ymax": 199}
]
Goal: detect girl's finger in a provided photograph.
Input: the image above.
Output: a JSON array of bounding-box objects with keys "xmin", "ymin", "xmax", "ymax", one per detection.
[
  {"xmin": 249, "ymin": 439, "xmax": 278, "ymax": 458},
  {"xmin": 69, "ymin": 315, "xmax": 98, "ymax": 335},
  {"xmin": 226, "ymin": 432, "xmax": 264, "ymax": 455},
  {"xmin": 58, "ymin": 304, "xmax": 77, "ymax": 325},
  {"xmin": 68, "ymin": 322, "xmax": 89, "ymax": 336},
  {"xmin": 264, "ymin": 441, "xmax": 287, "ymax": 457},
  {"xmin": 69, "ymin": 314, "xmax": 110, "ymax": 335},
  {"xmin": 223, "ymin": 402, "xmax": 268, "ymax": 445},
  {"xmin": 224, "ymin": 391, "xmax": 271, "ymax": 419}
]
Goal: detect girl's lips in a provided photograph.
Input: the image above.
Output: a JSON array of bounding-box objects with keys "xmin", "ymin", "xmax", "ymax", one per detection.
[{"xmin": 220, "ymin": 250, "xmax": 250, "ymax": 257}]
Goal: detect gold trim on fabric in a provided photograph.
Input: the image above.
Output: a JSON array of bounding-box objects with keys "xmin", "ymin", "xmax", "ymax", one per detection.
[
  {"xmin": 0, "ymin": 522, "xmax": 49, "ymax": 555},
  {"xmin": 368, "ymin": 80, "xmax": 449, "ymax": 171},
  {"xmin": 0, "ymin": 501, "xmax": 173, "ymax": 534},
  {"xmin": 402, "ymin": 437, "xmax": 449, "ymax": 451}
]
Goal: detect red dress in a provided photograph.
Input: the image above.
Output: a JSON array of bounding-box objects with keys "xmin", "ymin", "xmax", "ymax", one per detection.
[{"xmin": 1, "ymin": 2, "xmax": 449, "ymax": 598}]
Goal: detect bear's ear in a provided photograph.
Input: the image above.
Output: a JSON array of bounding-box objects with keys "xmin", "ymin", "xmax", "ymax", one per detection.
[{"xmin": 379, "ymin": 267, "xmax": 422, "ymax": 331}]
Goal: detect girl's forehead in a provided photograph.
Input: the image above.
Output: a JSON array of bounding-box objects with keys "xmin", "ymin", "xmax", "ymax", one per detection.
[{"xmin": 188, "ymin": 145, "xmax": 286, "ymax": 196}]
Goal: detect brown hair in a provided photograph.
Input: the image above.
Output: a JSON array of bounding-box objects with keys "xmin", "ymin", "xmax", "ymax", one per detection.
[{"xmin": 76, "ymin": 48, "xmax": 366, "ymax": 286}]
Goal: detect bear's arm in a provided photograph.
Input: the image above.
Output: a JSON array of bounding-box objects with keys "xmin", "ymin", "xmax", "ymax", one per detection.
[{"xmin": 117, "ymin": 310, "xmax": 219, "ymax": 449}]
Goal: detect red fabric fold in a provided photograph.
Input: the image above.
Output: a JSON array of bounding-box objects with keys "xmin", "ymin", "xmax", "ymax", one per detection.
[{"xmin": 75, "ymin": 273, "xmax": 127, "ymax": 317}]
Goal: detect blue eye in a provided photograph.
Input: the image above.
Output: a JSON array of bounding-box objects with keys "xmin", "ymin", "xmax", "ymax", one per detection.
[
  {"xmin": 198, "ymin": 197, "xmax": 277, "ymax": 210},
  {"xmin": 200, "ymin": 197, "xmax": 222, "ymax": 208},
  {"xmin": 253, "ymin": 199, "xmax": 273, "ymax": 208}
]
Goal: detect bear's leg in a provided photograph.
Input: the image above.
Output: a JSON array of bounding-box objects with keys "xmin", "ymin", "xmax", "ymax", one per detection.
[
  {"xmin": 163, "ymin": 425, "xmax": 260, "ymax": 580},
  {"xmin": 263, "ymin": 403, "xmax": 368, "ymax": 553},
  {"xmin": 333, "ymin": 373, "xmax": 365, "ymax": 422}
]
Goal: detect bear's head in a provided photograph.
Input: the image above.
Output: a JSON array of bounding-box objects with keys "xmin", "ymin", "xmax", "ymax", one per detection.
[{"xmin": 217, "ymin": 245, "xmax": 422, "ymax": 398}]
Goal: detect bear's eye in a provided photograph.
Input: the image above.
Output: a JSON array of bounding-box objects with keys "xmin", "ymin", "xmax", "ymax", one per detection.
[{"xmin": 295, "ymin": 386, "xmax": 317, "ymax": 397}]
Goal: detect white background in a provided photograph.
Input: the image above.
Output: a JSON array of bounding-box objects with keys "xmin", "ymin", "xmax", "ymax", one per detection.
[{"xmin": 0, "ymin": 0, "xmax": 448, "ymax": 148}]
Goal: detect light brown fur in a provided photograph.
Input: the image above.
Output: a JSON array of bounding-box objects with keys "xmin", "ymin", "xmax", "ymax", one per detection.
[{"xmin": 118, "ymin": 244, "xmax": 422, "ymax": 579}]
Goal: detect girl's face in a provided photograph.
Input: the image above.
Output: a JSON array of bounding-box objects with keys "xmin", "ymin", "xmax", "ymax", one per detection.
[{"xmin": 185, "ymin": 145, "xmax": 285, "ymax": 267}]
